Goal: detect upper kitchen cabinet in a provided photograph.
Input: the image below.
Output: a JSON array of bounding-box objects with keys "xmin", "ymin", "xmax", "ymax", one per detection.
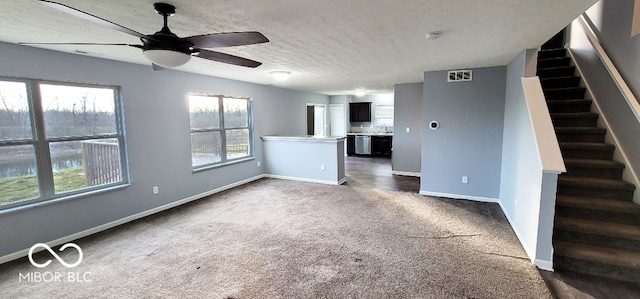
[{"xmin": 349, "ymin": 102, "xmax": 371, "ymax": 122}]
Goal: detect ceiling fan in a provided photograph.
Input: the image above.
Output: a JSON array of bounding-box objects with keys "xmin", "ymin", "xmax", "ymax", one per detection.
[{"xmin": 20, "ymin": 1, "xmax": 269, "ymax": 69}]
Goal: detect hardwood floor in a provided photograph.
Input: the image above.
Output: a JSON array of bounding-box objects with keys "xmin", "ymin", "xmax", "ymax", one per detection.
[
  {"xmin": 344, "ymin": 156, "xmax": 419, "ymax": 192},
  {"xmin": 345, "ymin": 156, "xmax": 640, "ymax": 297}
]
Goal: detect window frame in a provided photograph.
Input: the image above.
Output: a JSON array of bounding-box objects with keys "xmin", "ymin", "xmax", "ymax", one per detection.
[
  {"xmin": 374, "ymin": 104, "xmax": 394, "ymax": 127},
  {"xmin": 188, "ymin": 94, "xmax": 254, "ymax": 171},
  {"xmin": 0, "ymin": 77, "xmax": 129, "ymax": 211}
]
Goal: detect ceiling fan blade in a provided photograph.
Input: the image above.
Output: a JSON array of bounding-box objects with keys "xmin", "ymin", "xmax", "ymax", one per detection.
[
  {"xmin": 194, "ymin": 49, "xmax": 262, "ymax": 68},
  {"xmin": 185, "ymin": 32, "xmax": 269, "ymax": 48},
  {"xmin": 18, "ymin": 42, "xmax": 134, "ymax": 46},
  {"xmin": 152, "ymin": 64, "xmax": 166, "ymax": 71},
  {"xmin": 36, "ymin": 0, "xmax": 147, "ymax": 39}
]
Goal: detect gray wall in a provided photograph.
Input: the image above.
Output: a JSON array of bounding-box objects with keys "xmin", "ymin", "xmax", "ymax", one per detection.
[
  {"xmin": 263, "ymin": 138, "xmax": 345, "ymax": 184},
  {"xmin": 0, "ymin": 42, "xmax": 328, "ymax": 257},
  {"xmin": 570, "ymin": 3, "xmax": 640, "ymax": 197},
  {"xmin": 588, "ymin": 0, "xmax": 640, "ymax": 103},
  {"xmin": 392, "ymin": 83, "xmax": 423, "ymax": 174},
  {"xmin": 420, "ymin": 67, "xmax": 506, "ymax": 200}
]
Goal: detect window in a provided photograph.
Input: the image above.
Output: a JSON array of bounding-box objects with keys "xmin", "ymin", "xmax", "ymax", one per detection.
[
  {"xmin": 0, "ymin": 79, "xmax": 127, "ymax": 209},
  {"xmin": 189, "ymin": 95, "xmax": 253, "ymax": 169},
  {"xmin": 375, "ymin": 105, "xmax": 394, "ymax": 127}
]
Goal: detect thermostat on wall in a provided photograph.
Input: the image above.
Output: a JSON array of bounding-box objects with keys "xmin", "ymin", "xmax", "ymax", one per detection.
[{"xmin": 429, "ymin": 121, "xmax": 439, "ymax": 130}]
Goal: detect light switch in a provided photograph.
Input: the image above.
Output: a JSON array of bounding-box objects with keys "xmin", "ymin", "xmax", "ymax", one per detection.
[{"xmin": 406, "ymin": 127, "xmax": 410, "ymax": 133}]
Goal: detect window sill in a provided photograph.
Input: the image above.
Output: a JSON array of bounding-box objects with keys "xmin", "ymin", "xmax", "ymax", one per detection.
[
  {"xmin": 0, "ymin": 183, "xmax": 131, "ymax": 215},
  {"xmin": 192, "ymin": 156, "xmax": 255, "ymax": 174}
]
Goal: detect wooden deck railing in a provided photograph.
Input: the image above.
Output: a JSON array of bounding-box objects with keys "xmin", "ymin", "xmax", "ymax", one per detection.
[{"xmin": 82, "ymin": 140, "xmax": 121, "ymax": 187}]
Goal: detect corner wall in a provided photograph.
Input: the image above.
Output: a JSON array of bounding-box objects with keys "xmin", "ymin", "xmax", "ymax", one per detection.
[
  {"xmin": 392, "ymin": 83, "xmax": 423, "ymax": 174},
  {"xmin": 498, "ymin": 49, "xmax": 557, "ymax": 268},
  {"xmin": 0, "ymin": 42, "xmax": 329, "ymax": 259},
  {"xmin": 420, "ymin": 67, "xmax": 506, "ymax": 201}
]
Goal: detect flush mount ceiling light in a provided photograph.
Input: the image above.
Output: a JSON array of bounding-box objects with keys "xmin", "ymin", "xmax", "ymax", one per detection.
[
  {"xmin": 355, "ymin": 89, "xmax": 366, "ymax": 97},
  {"xmin": 142, "ymin": 50, "xmax": 192, "ymax": 68},
  {"xmin": 425, "ymin": 31, "xmax": 441, "ymax": 40},
  {"xmin": 270, "ymin": 71, "xmax": 291, "ymax": 81}
]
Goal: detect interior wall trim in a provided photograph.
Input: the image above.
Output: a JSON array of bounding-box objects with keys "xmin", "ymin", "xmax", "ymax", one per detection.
[{"xmin": 418, "ymin": 190, "xmax": 498, "ymax": 203}]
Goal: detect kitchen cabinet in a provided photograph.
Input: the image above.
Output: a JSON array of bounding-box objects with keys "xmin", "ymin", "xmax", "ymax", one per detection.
[
  {"xmin": 347, "ymin": 135, "xmax": 355, "ymax": 156},
  {"xmin": 349, "ymin": 102, "xmax": 371, "ymax": 122},
  {"xmin": 371, "ymin": 136, "xmax": 392, "ymax": 157}
]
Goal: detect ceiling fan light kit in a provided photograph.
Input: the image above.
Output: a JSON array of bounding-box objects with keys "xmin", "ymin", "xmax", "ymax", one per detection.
[
  {"xmin": 355, "ymin": 89, "xmax": 366, "ymax": 97},
  {"xmin": 269, "ymin": 71, "xmax": 291, "ymax": 81},
  {"xmin": 24, "ymin": 1, "xmax": 269, "ymax": 69},
  {"xmin": 143, "ymin": 49, "xmax": 191, "ymax": 68}
]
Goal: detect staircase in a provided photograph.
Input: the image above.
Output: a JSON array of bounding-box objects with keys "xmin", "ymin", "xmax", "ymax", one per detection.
[{"xmin": 537, "ymin": 48, "xmax": 640, "ymax": 283}]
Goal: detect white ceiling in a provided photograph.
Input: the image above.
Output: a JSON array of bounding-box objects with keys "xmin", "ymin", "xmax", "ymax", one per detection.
[{"xmin": 0, "ymin": 0, "xmax": 596, "ymax": 95}]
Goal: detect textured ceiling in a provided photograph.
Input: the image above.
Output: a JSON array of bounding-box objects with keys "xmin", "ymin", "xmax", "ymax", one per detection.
[{"xmin": 0, "ymin": 0, "xmax": 596, "ymax": 95}]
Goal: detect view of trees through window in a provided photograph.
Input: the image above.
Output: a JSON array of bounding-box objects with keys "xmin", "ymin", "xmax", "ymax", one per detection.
[
  {"xmin": 189, "ymin": 95, "xmax": 252, "ymax": 168},
  {"xmin": 0, "ymin": 80, "xmax": 126, "ymax": 208}
]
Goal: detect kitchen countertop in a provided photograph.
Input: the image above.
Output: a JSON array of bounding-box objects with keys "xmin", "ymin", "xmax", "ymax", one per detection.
[
  {"xmin": 261, "ymin": 135, "xmax": 346, "ymax": 142},
  {"xmin": 347, "ymin": 133, "xmax": 394, "ymax": 136}
]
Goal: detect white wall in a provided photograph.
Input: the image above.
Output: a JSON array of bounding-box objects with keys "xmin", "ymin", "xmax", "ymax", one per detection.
[{"xmin": 498, "ymin": 49, "xmax": 562, "ymax": 270}]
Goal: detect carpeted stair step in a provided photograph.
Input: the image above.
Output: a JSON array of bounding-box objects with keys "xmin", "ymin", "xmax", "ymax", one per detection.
[
  {"xmin": 553, "ymin": 240, "xmax": 640, "ymax": 283},
  {"xmin": 556, "ymin": 195, "xmax": 640, "ymax": 226},
  {"xmin": 551, "ymin": 112, "xmax": 599, "ymax": 127},
  {"xmin": 537, "ymin": 66, "xmax": 576, "ymax": 79},
  {"xmin": 557, "ymin": 176, "xmax": 636, "ymax": 201},
  {"xmin": 538, "ymin": 48, "xmax": 567, "ymax": 59},
  {"xmin": 563, "ymin": 159, "xmax": 625, "ymax": 179},
  {"xmin": 544, "ymin": 87, "xmax": 587, "ymax": 100},
  {"xmin": 540, "ymin": 76, "xmax": 581, "ymax": 89},
  {"xmin": 559, "ymin": 142, "xmax": 615, "ymax": 160},
  {"xmin": 555, "ymin": 127, "xmax": 606, "ymax": 143},
  {"xmin": 547, "ymin": 99, "xmax": 593, "ymax": 113},
  {"xmin": 554, "ymin": 217, "xmax": 640, "ymax": 251},
  {"xmin": 538, "ymin": 57, "xmax": 572, "ymax": 69}
]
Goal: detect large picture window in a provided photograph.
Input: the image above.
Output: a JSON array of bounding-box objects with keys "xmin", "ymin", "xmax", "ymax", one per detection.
[
  {"xmin": 0, "ymin": 79, "xmax": 128, "ymax": 209},
  {"xmin": 189, "ymin": 94, "xmax": 253, "ymax": 169}
]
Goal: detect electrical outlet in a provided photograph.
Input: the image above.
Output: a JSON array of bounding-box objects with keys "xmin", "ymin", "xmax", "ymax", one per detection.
[
  {"xmin": 462, "ymin": 176, "xmax": 468, "ymax": 184},
  {"xmin": 320, "ymin": 164, "xmax": 325, "ymax": 171},
  {"xmin": 152, "ymin": 186, "xmax": 159, "ymax": 194},
  {"xmin": 257, "ymin": 161, "xmax": 261, "ymax": 167},
  {"xmin": 406, "ymin": 127, "xmax": 410, "ymax": 133}
]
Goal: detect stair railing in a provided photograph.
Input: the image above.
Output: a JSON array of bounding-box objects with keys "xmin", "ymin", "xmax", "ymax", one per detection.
[
  {"xmin": 572, "ymin": 13, "xmax": 640, "ymax": 202},
  {"xmin": 576, "ymin": 14, "xmax": 640, "ymax": 124}
]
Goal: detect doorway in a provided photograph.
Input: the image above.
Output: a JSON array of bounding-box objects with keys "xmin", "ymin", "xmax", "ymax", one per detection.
[
  {"xmin": 306, "ymin": 104, "xmax": 326, "ymax": 136},
  {"xmin": 329, "ymin": 104, "xmax": 345, "ymax": 137}
]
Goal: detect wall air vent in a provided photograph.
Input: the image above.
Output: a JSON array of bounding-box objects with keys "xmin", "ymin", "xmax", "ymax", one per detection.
[{"xmin": 447, "ymin": 70, "xmax": 472, "ymax": 82}]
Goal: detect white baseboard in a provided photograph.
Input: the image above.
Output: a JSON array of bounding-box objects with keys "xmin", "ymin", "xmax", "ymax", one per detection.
[
  {"xmin": 535, "ymin": 259, "xmax": 554, "ymax": 272},
  {"xmin": 419, "ymin": 190, "xmax": 499, "ymax": 203},
  {"xmin": 391, "ymin": 171, "xmax": 421, "ymax": 177},
  {"xmin": 264, "ymin": 174, "xmax": 345, "ymax": 186},
  {"xmin": 0, "ymin": 174, "xmax": 266, "ymax": 265},
  {"xmin": 497, "ymin": 201, "xmax": 536, "ymax": 264}
]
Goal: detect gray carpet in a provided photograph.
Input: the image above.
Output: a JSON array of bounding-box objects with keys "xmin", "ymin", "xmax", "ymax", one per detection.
[{"xmin": 0, "ymin": 178, "xmax": 551, "ymax": 298}]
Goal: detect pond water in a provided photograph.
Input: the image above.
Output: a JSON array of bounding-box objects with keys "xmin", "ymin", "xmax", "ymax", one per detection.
[{"xmin": 0, "ymin": 154, "xmax": 83, "ymax": 179}]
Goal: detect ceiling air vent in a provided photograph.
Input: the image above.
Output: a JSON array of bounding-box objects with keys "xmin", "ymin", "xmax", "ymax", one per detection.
[{"xmin": 447, "ymin": 70, "xmax": 472, "ymax": 82}]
